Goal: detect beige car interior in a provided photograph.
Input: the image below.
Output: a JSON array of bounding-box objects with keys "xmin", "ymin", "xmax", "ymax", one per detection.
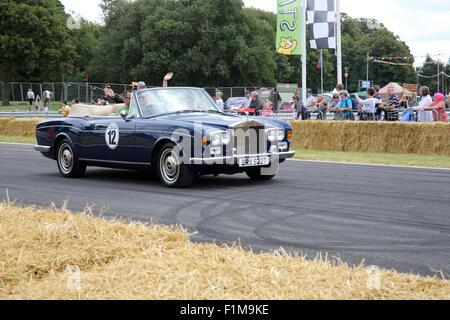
[{"xmin": 68, "ymin": 104, "xmax": 125, "ymax": 118}]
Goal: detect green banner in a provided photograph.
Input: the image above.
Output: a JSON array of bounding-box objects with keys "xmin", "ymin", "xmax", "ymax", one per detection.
[{"xmin": 276, "ymin": 0, "xmax": 302, "ymax": 56}]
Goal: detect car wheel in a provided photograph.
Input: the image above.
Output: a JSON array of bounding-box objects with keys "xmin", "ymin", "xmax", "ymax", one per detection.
[
  {"xmin": 245, "ymin": 167, "xmax": 276, "ymax": 181},
  {"xmin": 157, "ymin": 142, "xmax": 195, "ymax": 188},
  {"xmin": 57, "ymin": 139, "xmax": 86, "ymax": 178}
]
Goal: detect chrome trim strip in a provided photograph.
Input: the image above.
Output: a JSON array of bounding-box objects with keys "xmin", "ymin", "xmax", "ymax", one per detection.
[
  {"xmin": 34, "ymin": 145, "xmax": 51, "ymax": 152},
  {"xmin": 78, "ymin": 158, "xmax": 151, "ymax": 166}
]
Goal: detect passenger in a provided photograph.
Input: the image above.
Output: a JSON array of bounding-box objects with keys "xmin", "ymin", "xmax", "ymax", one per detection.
[{"xmin": 72, "ymin": 98, "xmax": 80, "ymax": 105}]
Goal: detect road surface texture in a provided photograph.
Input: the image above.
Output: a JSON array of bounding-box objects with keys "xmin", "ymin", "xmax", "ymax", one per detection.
[{"xmin": 1, "ymin": 143, "xmax": 449, "ymax": 277}]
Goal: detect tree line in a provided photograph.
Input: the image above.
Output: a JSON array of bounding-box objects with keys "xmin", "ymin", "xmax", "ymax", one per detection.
[{"xmin": 1, "ymin": 0, "xmax": 449, "ymax": 105}]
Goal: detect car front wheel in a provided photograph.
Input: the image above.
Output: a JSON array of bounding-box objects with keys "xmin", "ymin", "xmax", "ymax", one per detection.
[
  {"xmin": 56, "ymin": 139, "xmax": 86, "ymax": 178},
  {"xmin": 157, "ymin": 142, "xmax": 195, "ymax": 188}
]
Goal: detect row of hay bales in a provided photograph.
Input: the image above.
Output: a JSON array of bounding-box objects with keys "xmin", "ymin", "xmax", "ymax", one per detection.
[
  {"xmin": 0, "ymin": 118, "xmax": 449, "ymax": 155},
  {"xmin": 289, "ymin": 121, "xmax": 450, "ymax": 156}
]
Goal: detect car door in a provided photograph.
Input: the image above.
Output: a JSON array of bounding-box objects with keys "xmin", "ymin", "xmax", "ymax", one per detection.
[{"xmin": 78, "ymin": 98, "xmax": 139, "ymax": 163}]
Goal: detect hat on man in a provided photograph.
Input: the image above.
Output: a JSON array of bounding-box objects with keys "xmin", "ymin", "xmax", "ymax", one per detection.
[
  {"xmin": 339, "ymin": 90, "xmax": 349, "ymax": 97},
  {"xmin": 244, "ymin": 90, "xmax": 251, "ymax": 95},
  {"xmin": 137, "ymin": 81, "xmax": 146, "ymax": 88}
]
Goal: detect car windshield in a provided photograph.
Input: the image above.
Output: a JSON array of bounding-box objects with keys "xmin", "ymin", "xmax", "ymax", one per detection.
[{"xmin": 137, "ymin": 88, "xmax": 221, "ymax": 117}]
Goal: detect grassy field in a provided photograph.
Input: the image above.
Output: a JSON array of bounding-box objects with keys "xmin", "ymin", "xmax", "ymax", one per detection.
[
  {"xmin": 0, "ymin": 136, "xmax": 37, "ymax": 144},
  {"xmin": 293, "ymin": 149, "xmax": 450, "ymax": 169},
  {"xmin": 0, "ymin": 202, "xmax": 448, "ymax": 300},
  {"xmin": 0, "ymin": 101, "xmax": 64, "ymax": 112}
]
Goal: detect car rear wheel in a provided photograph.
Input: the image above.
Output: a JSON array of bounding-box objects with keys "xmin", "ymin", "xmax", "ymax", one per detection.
[
  {"xmin": 157, "ymin": 142, "xmax": 195, "ymax": 188},
  {"xmin": 245, "ymin": 167, "xmax": 276, "ymax": 181},
  {"xmin": 57, "ymin": 139, "xmax": 86, "ymax": 178}
]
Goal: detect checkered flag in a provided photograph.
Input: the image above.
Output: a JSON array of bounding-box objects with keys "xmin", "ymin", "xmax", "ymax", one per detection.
[{"xmin": 307, "ymin": 0, "xmax": 336, "ymax": 49}]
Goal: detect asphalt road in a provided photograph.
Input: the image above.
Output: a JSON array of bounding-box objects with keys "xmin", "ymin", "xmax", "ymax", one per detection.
[{"xmin": 1, "ymin": 143, "xmax": 449, "ymax": 277}]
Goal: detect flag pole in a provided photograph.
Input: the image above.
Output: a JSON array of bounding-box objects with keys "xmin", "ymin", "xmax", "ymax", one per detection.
[
  {"xmin": 301, "ymin": 0, "xmax": 307, "ymax": 108},
  {"xmin": 336, "ymin": 0, "xmax": 342, "ymax": 85},
  {"xmin": 321, "ymin": 50, "xmax": 323, "ymax": 94}
]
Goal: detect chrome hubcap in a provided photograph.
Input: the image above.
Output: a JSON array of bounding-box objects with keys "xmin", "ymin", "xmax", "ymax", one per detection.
[
  {"xmin": 160, "ymin": 149, "xmax": 179, "ymax": 184},
  {"xmin": 59, "ymin": 143, "xmax": 73, "ymax": 174}
]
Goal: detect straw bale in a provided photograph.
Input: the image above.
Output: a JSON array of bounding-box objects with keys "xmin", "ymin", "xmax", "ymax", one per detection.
[
  {"xmin": 0, "ymin": 202, "xmax": 448, "ymax": 300},
  {"xmin": 290, "ymin": 121, "xmax": 450, "ymax": 156}
]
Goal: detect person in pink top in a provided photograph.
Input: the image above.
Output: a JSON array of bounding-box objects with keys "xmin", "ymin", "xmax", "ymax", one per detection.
[{"xmin": 421, "ymin": 92, "xmax": 448, "ymax": 122}]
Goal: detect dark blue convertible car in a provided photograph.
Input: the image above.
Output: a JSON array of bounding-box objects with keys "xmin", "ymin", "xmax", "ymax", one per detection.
[{"xmin": 35, "ymin": 87, "xmax": 295, "ymax": 187}]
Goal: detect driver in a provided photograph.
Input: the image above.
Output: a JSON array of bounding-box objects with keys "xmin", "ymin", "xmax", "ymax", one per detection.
[{"xmin": 115, "ymin": 91, "xmax": 132, "ymax": 116}]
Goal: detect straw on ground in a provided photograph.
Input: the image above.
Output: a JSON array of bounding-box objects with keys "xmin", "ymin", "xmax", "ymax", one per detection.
[{"xmin": 0, "ymin": 202, "xmax": 449, "ymax": 300}]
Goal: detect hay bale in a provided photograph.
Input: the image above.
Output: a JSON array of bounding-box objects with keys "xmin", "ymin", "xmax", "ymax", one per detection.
[
  {"xmin": 0, "ymin": 202, "xmax": 449, "ymax": 300},
  {"xmin": 0, "ymin": 118, "xmax": 43, "ymax": 138},
  {"xmin": 290, "ymin": 121, "xmax": 450, "ymax": 156}
]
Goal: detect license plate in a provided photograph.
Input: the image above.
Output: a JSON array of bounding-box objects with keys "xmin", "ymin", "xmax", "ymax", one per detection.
[{"xmin": 238, "ymin": 156, "xmax": 270, "ymax": 167}]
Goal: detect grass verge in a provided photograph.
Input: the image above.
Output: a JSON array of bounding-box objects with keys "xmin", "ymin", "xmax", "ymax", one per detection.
[
  {"xmin": 293, "ymin": 149, "xmax": 450, "ymax": 169},
  {"xmin": 0, "ymin": 136, "xmax": 36, "ymax": 145},
  {"xmin": 0, "ymin": 202, "xmax": 448, "ymax": 300}
]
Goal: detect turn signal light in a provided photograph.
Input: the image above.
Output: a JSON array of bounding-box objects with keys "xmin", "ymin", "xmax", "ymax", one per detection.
[{"xmin": 287, "ymin": 130, "xmax": 293, "ymax": 140}]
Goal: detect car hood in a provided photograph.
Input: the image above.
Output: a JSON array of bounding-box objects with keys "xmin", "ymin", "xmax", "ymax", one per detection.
[{"xmin": 159, "ymin": 112, "xmax": 285, "ymax": 131}]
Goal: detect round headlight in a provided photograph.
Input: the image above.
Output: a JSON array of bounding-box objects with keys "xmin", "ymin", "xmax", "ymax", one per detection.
[
  {"xmin": 277, "ymin": 129, "xmax": 285, "ymax": 141},
  {"xmin": 210, "ymin": 133, "xmax": 222, "ymax": 146},
  {"xmin": 267, "ymin": 130, "xmax": 277, "ymax": 142},
  {"xmin": 221, "ymin": 132, "xmax": 232, "ymax": 145}
]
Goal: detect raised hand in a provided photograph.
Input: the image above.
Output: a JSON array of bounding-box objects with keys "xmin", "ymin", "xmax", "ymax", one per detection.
[
  {"xmin": 104, "ymin": 88, "xmax": 115, "ymax": 98},
  {"xmin": 164, "ymin": 72, "xmax": 174, "ymax": 81}
]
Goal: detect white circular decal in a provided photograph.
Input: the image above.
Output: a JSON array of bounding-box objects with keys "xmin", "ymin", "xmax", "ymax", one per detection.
[{"xmin": 105, "ymin": 123, "xmax": 119, "ymax": 150}]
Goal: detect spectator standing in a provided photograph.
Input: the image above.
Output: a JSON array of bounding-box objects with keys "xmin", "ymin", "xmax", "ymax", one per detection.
[
  {"xmin": 355, "ymin": 88, "xmax": 377, "ymax": 121},
  {"xmin": 241, "ymin": 90, "xmax": 252, "ymax": 109},
  {"xmin": 215, "ymin": 91, "xmax": 224, "ymax": 111},
  {"xmin": 373, "ymin": 85, "xmax": 382, "ymax": 120},
  {"xmin": 293, "ymin": 96, "xmax": 308, "ymax": 120},
  {"xmin": 329, "ymin": 94, "xmax": 342, "ymax": 120},
  {"xmin": 421, "ymin": 92, "xmax": 448, "ymax": 122},
  {"xmin": 409, "ymin": 86, "xmax": 433, "ymax": 122},
  {"xmin": 337, "ymin": 90, "xmax": 353, "ymax": 120},
  {"xmin": 250, "ymin": 91, "xmax": 263, "ymax": 115},
  {"xmin": 380, "ymin": 87, "xmax": 400, "ymax": 121},
  {"xmin": 26, "ymin": 89, "xmax": 35, "ymax": 110},
  {"xmin": 43, "ymin": 88, "xmax": 52, "ymax": 111},
  {"xmin": 306, "ymin": 91, "xmax": 316, "ymax": 112}
]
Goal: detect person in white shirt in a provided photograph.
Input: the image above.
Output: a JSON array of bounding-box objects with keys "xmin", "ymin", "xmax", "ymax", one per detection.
[
  {"xmin": 240, "ymin": 90, "xmax": 252, "ymax": 109},
  {"xmin": 26, "ymin": 89, "xmax": 35, "ymax": 110},
  {"xmin": 355, "ymin": 88, "xmax": 378, "ymax": 120},
  {"xmin": 43, "ymin": 89, "xmax": 52, "ymax": 111},
  {"xmin": 215, "ymin": 91, "xmax": 224, "ymax": 111},
  {"xmin": 409, "ymin": 86, "xmax": 433, "ymax": 122},
  {"xmin": 306, "ymin": 91, "xmax": 316, "ymax": 111}
]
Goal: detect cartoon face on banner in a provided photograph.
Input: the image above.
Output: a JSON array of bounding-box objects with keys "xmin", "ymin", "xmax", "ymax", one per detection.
[{"xmin": 276, "ymin": 0, "xmax": 301, "ymax": 56}]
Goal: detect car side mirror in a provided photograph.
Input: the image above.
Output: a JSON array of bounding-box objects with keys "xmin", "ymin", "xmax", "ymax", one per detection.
[{"xmin": 120, "ymin": 110, "xmax": 128, "ymax": 119}]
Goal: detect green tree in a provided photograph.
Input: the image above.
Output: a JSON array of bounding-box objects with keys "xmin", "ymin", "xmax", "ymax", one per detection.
[{"xmin": 0, "ymin": 0, "xmax": 75, "ymax": 105}]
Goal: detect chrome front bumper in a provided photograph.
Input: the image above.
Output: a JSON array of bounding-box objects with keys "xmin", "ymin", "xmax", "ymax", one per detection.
[
  {"xmin": 34, "ymin": 145, "xmax": 52, "ymax": 153},
  {"xmin": 190, "ymin": 151, "xmax": 295, "ymax": 165}
]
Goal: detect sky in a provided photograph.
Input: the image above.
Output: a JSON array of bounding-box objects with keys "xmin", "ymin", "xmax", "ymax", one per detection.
[{"xmin": 60, "ymin": 0, "xmax": 450, "ymax": 67}]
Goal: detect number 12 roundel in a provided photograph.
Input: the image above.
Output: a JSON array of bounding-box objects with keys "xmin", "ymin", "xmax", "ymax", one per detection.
[{"xmin": 105, "ymin": 123, "xmax": 119, "ymax": 150}]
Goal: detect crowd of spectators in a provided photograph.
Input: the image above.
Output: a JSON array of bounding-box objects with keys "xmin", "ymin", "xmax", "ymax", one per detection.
[{"xmin": 286, "ymin": 84, "xmax": 449, "ymax": 123}]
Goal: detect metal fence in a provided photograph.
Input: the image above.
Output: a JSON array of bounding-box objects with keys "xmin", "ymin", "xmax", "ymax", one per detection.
[{"xmin": 0, "ymin": 82, "xmax": 262, "ymax": 104}]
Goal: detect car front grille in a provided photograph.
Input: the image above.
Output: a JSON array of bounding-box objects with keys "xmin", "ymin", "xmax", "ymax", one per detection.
[{"xmin": 233, "ymin": 125, "xmax": 266, "ymax": 155}]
